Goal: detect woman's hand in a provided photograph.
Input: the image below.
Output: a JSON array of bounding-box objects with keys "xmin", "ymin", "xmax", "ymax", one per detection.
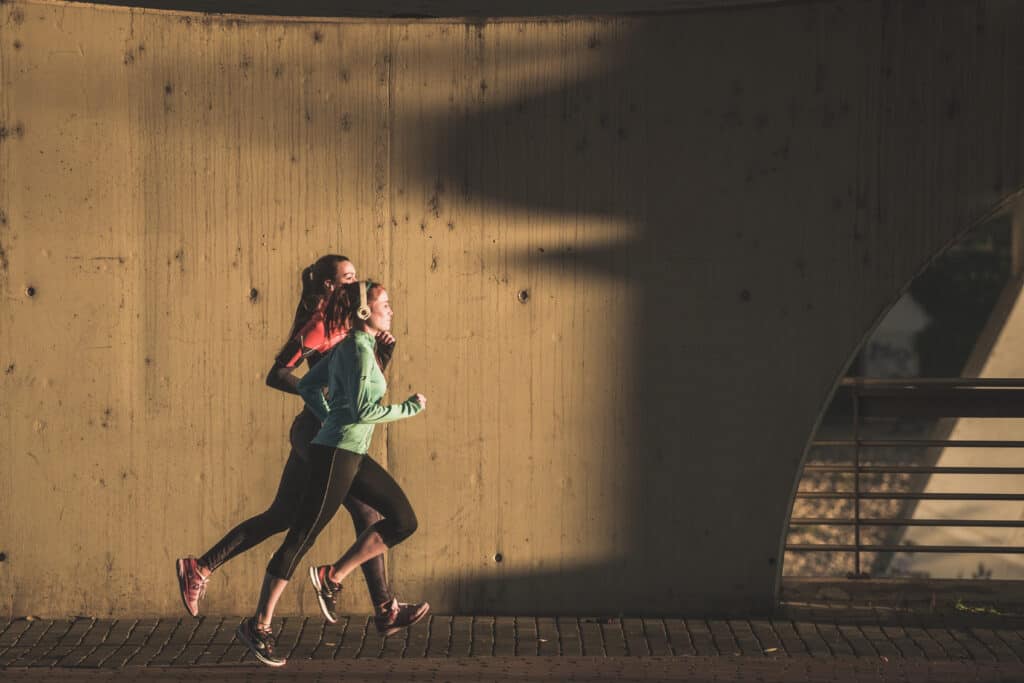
[
  {"xmin": 376, "ymin": 331, "xmax": 396, "ymax": 347},
  {"xmin": 412, "ymin": 393, "xmax": 427, "ymax": 409}
]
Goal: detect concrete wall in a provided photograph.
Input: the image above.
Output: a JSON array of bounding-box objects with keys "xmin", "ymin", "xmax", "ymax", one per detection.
[{"xmin": 1, "ymin": 0, "xmax": 1022, "ymax": 618}]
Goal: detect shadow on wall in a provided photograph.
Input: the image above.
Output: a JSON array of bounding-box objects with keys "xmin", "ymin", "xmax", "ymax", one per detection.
[
  {"xmin": 392, "ymin": 1, "xmax": 1024, "ymax": 613},
  {"xmin": 394, "ymin": 5, "xmax": 886, "ymax": 614}
]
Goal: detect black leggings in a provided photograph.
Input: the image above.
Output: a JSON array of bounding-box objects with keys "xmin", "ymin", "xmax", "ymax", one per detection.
[
  {"xmin": 199, "ymin": 411, "xmax": 392, "ymax": 605},
  {"xmin": 266, "ymin": 444, "xmax": 417, "ymax": 581}
]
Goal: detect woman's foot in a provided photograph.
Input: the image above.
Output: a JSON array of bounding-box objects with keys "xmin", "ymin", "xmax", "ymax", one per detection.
[
  {"xmin": 175, "ymin": 557, "xmax": 210, "ymax": 617},
  {"xmin": 374, "ymin": 597, "xmax": 430, "ymax": 637},
  {"xmin": 308, "ymin": 565, "xmax": 342, "ymax": 624},
  {"xmin": 236, "ymin": 617, "xmax": 285, "ymax": 667}
]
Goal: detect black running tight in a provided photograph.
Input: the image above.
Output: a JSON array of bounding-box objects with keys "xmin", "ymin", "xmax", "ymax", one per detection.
[
  {"xmin": 267, "ymin": 444, "xmax": 417, "ymax": 581},
  {"xmin": 199, "ymin": 411, "xmax": 393, "ymax": 605}
]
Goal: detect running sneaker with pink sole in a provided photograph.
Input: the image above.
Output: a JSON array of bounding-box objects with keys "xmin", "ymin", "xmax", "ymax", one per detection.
[{"xmin": 175, "ymin": 557, "xmax": 210, "ymax": 618}]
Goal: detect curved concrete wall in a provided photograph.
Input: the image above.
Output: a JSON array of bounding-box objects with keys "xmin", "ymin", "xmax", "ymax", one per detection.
[{"xmin": 1, "ymin": 0, "xmax": 1022, "ymax": 617}]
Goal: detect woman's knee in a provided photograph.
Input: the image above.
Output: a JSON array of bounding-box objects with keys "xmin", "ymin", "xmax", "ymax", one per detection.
[
  {"xmin": 383, "ymin": 509, "xmax": 417, "ymax": 546},
  {"xmin": 343, "ymin": 497, "xmax": 382, "ymax": 534}
]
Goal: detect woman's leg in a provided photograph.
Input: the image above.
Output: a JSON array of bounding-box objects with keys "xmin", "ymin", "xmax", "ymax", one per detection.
[
  {"xmin": 327, "ymin": 457, "xmax": 418, "ymax": 584},
  {"xmin": 259, "ymin": 447, "xmax": 363, "ymax": 618},
  {"xmin": 176, "ymin": 412, "xmax": 317, "ymax": 617},
  {"xmin": 341, "ymin": 496, "xmax": 391, "ymax": 607}
]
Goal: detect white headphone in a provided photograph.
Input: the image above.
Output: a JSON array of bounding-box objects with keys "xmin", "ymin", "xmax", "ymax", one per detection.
[{"xmin": 356, "ymin": 281, "xmax": 372, "ymax": 321}]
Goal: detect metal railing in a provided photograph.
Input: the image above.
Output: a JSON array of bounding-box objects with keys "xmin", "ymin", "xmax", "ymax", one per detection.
[{"xmin": 786, "ymin": 377, "xmax": 1024, "ymax": 577}]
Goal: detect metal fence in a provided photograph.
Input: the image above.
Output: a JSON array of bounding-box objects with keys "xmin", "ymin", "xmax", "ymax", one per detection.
[{"xmin": 787, "ymin": 377, "xmax": 1024, "ymax": 577}]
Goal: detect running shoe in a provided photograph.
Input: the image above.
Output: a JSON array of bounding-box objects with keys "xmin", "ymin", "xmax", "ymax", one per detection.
[
  {"xmin": 175, "ymin": 557, "xmax": 209, "ymax": 618},
  {"xmin": 236, "ymin": 617, "xmax": 286, "ymax": 667},
  {"xmin": 374, "ymin": 597, "xmax": 430, "ymax": 637},
  {"xmin": 308, "ymin": 565, "xmax": 342, "ymax": 624}
]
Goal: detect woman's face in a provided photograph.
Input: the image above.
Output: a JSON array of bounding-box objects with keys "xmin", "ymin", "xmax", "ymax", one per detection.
[
  {"xmin": 332, "ymin": 260, "xmax": 357, "ymax": 288},
  {"xmin": 367, "ymin": 288, "xmax": 393, "ymax": 332}
]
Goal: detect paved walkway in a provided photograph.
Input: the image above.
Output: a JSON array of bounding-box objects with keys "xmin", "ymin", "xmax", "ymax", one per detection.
[{"xmin": 4, "ymin": 604, "xmax": 1024, "ymax": 681}]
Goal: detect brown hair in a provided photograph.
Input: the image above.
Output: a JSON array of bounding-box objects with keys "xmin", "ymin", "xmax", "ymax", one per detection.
[
  {"xmin": 286, "ymin": 254, "xmax": 349, "ymax": 340},
  {"xmin": 323, "ymin": 280, "xmax": 384, "ymax": 336}
]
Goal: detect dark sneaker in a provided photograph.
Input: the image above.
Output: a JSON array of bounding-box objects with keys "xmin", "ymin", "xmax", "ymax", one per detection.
[
  {"xmin": 374, "ymin": 597, "xmax": 430, "ymax": 637},
  {"xmin": 175, "ymin": 557, "xmax": 209, "ymax": 618},
  {"xmin": 236, "ymin": 617, "xmax": 286, "ymax": 667},
  {"xmin": 308, "ymin": 565, "xmax": 341, "ymax": 624}
]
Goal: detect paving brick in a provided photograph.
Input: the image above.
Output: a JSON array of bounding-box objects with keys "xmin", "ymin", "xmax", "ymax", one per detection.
[
  {"xmin": 835, "ymin": 623, "xmax": 876, "ymax": 658},
  {"xmin": 946, "ymin": 625, "xmax": 997, "ymax": 662},
  {"xmin": 145, "ymin": 618, "xmax": 200, "ymax": 666},
  {"xmin": 795, "ymin": 621, "xmax": 832, "ymax": 658},
  {"xmin": 992, "ymin": 629, "xmax": 1024, "ymax": 663},
  {"xmin": 620, "ymin": 618, "xmax": 648, "ymax": 656},
  {"xmin": 664, "ymin": 618, "xmax": 696, "ymax": 656},
  {"xmin": 100, "ymin": 620, "xmax": 162, "ymax": 670},
  {"xmin": 335, "ymin": 617, "xmax": 370, "ymax": 659},
  {"xmin": 640, "ymin": 619, "xmax": 671, "ymax": 656},
  {"xmin": 749, "ymin": 620, "xmax": 785, "ymax": 657},
  {"xmin": 55, "ymin": 620, "xmax": 119, "ymax": 668},
  {"xmin": 728, "ymin": 620, "xmax": 765, "ymax": 656},
  {"xmin": 684, "ymin": 619, "xmax": 718, "ymax": 656},
  {"xmin": 447, "ymin": 616, "xmax": 472, "ymax": 657},
  {"xmin": 425, "ymin": 615, "xmax": 451, "ymax": 657},
  {"xmin": 925, "ymin": 627, "xmax": 970, "ymax": 660},
  {"xmin": 553, "ymin": 617, "xmax": 581, "ymax": 656},
  {"xmin": 6, "ymin": 620, "xmax": 69, "ymax": 667},
  {"xmin": 578, "ymin": 618, "xmax": 605, "ymax": 656},
  {"xmin": 881, "ymin": 625, "xmax": 925, "ymax": 659},
  {"xmin": 404, "ymin": 614, "xmax": 430, "ymax": 657},
  {"xmin": 970, "ymin": 628, "xmax": 1020, "ymax": 664},
  {"xmin": 858, "ymin": 624, "xmax": 902, "ymax": 659},
  {"xmin": 0, "ymin": 619, "xmax": 33, "ymax": 650},
  {"xmin": 708, "ymin": 620, "xmax": 740, "ymax": 656},
  {"xmin": 536, "ymin": 618, "xmax": 560, "ymax": 656},
  {"xmin": 469, "ymin": 616, "xmax": 494, "ymax": 656},
  {"xmin": 0, "ymin": 620, "xmax": 54, "ymax": 666},
  {"xmin": 514, "ymin": 616, "xmax": 538, "ymax": 656},
  {"xmin": 493, "ymin": 617, "xmax": 516, "ymax": 656},
  {"xmin": 769, "ymin": 620, "xmax": 808, "ymax": 656},
  {"xmin": 124, "ymin": 619, "xmax": 180, "ymax": 666}
]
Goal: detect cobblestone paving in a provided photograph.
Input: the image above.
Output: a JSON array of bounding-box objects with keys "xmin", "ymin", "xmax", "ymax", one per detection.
[{"xmin": 4, "ymin": 604, "xmax": 1024, "ymax": 681}]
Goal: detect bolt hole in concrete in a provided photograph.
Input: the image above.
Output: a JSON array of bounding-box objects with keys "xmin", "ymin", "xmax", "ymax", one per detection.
[
  {"xmin": 494, "ymin": 553, "xmax": 503, "ymax": 563},
  {"xmin": 0, "ymin": 552, "xmax": 7, "ymax": 562},
  {"xmin": 517, "ymin": 289, "xmax": 529, "ymax": 303},
  {"xmin": 25, "ymin": 286, "xmax": 35, "ymax": 297},
  {"xmin": 249, "ymin": 287, "xmax": 259, "ymax": 302}
]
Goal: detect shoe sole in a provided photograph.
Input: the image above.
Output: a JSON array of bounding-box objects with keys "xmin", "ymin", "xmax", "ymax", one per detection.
[
  {"xmin": 175, "ymin": 559, "xmax": 199, "ymax": 618},
  {"xmin": 235, "ymin": 622, "xmax": 286, "ymax": 668},
  {"xmin": 378, "ymin": 602, "xmax": 430, "ymax": 637},
  {"xmin": 308, "ymin": 566, "xmax": 338, "ymax": 624}
]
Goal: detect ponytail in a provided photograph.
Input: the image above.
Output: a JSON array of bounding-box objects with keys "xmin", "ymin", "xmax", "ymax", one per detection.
[{"xmin": 285, "ymin": 254, "xmax": 348, "ymax": 341}]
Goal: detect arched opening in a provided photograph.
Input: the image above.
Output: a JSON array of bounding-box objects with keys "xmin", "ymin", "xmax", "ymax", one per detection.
[{"xmin": 784, "ymin": 202, "xmax": 1024, "ymax": 583}]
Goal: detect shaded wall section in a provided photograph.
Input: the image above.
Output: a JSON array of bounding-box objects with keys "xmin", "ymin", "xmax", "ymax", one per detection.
[{"xmin": 1, "ymin": 0, "xmax": 1023, "ymax": 617}]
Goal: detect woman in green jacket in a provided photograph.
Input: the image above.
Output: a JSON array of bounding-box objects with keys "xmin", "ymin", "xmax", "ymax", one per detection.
[{"xmin": 236, "ymin": 280, "xmax": 427, "ymax": 667}]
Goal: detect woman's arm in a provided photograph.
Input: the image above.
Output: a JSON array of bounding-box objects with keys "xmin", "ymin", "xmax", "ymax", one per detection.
[
  {"xmin": 265, "ymin": 349, "xmax": 302, "ymax": 395},
  {"xmin": 296, "ymin": 351, "xmax": 332, "ymax": 422},
  {"xmin": 353, "ymin": 337, "xmax": 423, "ymax": 424},
  {"xmin": 266, "ymin": 314, "xmax": 334, "ymax": 395}
]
